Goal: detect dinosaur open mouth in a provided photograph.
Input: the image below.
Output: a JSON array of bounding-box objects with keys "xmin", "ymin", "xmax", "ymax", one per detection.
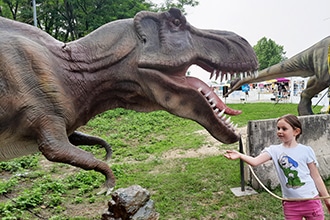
[{"xmin": 186, "ymin": 76, "xmax": 240, "ymax": 133}]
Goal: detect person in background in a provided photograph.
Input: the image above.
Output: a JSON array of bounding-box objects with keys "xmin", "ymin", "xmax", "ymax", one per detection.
[{"xmin": 224, "ymin": 114, "xmax": 330, "ymax": 219}]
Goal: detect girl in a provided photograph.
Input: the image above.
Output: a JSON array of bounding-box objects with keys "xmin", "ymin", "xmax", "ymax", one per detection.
[{"xmin": 224, "ymin": 114, "xmax": 330, "ymax": 219}]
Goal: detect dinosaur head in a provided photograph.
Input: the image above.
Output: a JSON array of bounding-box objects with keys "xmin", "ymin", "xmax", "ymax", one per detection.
[{"xmin": 133, "ymin": 8, "xmax": 258, "ymax": 143}]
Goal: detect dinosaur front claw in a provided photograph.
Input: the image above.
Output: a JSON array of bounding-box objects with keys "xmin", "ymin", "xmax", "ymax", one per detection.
[{"xmin": 97, "ymin": 186, "xmax": 114, "ymax": 196}]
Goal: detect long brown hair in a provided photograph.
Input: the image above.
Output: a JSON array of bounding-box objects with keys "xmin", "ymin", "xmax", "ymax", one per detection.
[{"xmin": 277, "ymin": 114, "xmax": 302, "ymax": 140}]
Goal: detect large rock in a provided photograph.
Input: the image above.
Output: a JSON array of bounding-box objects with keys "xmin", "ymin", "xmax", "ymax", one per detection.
[{"xmin": 102, "ymin": 185, "xmax": 159, "ymax": 220}]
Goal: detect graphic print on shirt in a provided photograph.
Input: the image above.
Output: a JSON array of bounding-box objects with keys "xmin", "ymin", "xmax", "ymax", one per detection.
[{"xmin": 278, "ymin": 153, "xmax": 305, "ymax": 188}]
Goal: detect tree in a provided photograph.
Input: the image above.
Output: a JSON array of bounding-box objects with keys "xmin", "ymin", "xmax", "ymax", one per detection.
[
  {"xmin": 39, "ymin": 0, "xmax": 155, "ymax": 41},
  {"xmin": 253, "ymin": 37, "xmax": 287, "ymax": 70},
  {"xmin": 0, "ymin": 0, "xmax": 199, "ymax": 41},
  {"xmin": 0, "ymin": 0, "xmax": 31, "ymax": 21},
  {"xmin": 156, "ymin": 0, "xmax": 199, "ymax": 15}
]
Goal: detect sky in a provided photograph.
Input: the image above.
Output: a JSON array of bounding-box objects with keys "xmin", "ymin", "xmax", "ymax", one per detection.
[{"xmin": 166, "ymin": 0, "xmax": 330, "ymax": 83}]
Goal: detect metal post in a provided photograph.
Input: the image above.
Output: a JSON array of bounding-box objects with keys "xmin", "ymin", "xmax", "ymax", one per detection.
[
  {"xmin": 32, "ymin": 0, "xmax": 37, "ymax": 27},
  {"xmin": 230, "ymin": 136, "xmax": 257, "ymax": 197},
  {"xmin": 239, "ymin": 137, "xmax": 245, "ymax": 191}
]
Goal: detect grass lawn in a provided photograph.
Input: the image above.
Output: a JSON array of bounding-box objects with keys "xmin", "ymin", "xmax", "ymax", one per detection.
[{"xmin": 0, "ymin": 103, "xmax": 328, "ymax": 219}]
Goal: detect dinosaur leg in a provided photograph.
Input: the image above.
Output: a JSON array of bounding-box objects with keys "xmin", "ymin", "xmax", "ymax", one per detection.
[
  {"xmin": 298, "ymin": 76, "xmax": 329, "ymax": 115},
  {"xmin": 38, "ymin": 126, "xmax": 115, "ymax": 195},
  {"xmin": 69, "ymin": 131, "xmax": 112, "ymax": 162}
]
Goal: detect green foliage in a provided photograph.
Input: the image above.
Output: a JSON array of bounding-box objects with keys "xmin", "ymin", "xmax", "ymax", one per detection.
[
  {"xmin": 0, "ymin": 0, "xmax": 200, "ymax": 41},
  {"xmin": 227, "ymin": 103, "xmax": 319, "ymax": 127},
  {"xmin": 253, "ymin": 37, "xmax": 287, "ymax": 70},
  {"xmin": 0, "ymin": 155, "xmax": 39, "ymax": 172},
  {"xmin": 157, "ymin": 0, "xmax": 199, "ymax": 14},
  {"xmin": 15, "ymin": 188, "xmax": 44, "ymax": 209},
  {"xmin": 0, "ymin": 0, "xmax": 27, "ymax": 20},
  {"xmin": 0, "ymin": 178, "xmax": 18, "ymax": 194},
  {"xmin": 11, "ymin": 176, "xmax": 66, "ymax": 209},
  {"xmin": 86, "ymin": 109, "xmax": 205, "ymax": 162},
  {"xmin": 65, "ymin": 171, "xmax": 103, "ymax": 195},
  {"xmin": 69, "ymin": 0, "xmax": 154, "ymax": 39}
]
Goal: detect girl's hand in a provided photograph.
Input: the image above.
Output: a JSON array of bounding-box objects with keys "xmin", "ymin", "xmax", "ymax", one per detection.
[{"xmin": 224, "ymin": 150, "xmax": 241, "ymax": 160}]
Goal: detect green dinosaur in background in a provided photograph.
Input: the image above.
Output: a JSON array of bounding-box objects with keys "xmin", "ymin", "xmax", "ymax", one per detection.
[{"xmin": 229, "ymin": 36, "xmax": 330, "ymax": 115}]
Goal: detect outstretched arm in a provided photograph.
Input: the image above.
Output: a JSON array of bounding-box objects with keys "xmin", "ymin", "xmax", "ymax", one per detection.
[
  {"xmin": 308, "ymin": 162, "xmax": 330, "ymax": 213},
  {"xmin": 224, "ymin": 150, "xmax": 271, "ymax": 167}
]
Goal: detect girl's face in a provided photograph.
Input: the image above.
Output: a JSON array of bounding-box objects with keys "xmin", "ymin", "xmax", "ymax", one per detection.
[{"xmin": 276, "ymin": 119, "xmax": 300, "ymax": 143}]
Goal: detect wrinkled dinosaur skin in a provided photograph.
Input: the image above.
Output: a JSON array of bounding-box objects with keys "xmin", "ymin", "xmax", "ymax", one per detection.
[
  {"xmin": 229, "ymin": 36, "xmax": 330, "ymax": 115},
  {"xmin": 0, "ymin": 8, "xmax": 258, "ymax": 194}
]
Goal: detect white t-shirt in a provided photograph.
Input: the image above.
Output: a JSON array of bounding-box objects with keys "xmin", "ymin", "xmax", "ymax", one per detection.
[{"xmin": 263, "ymin": 144, "xmax": 319, "ymax": 199}]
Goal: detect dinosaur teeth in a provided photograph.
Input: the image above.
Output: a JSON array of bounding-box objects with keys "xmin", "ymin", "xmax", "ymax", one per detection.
[
  {"xmin": 229, "ymin": 123, "xmax": 238, "ymax": 132},
  {"xmin": 216, "ymin": 111, "xmax": 237, "ymax": 132},
  {"xmin": 223, "ymin": 72, "xmax": 228, "ymax": 81},
  {"xmin": 205, "ymin": 91, "xmax": 212, "ymax": 97},
  {"xmin": 225, "ymin": 117, "xmax": 231, "ymax": 125},
  {"xmin": 253, "ymin": 70, "xmax": 259, "ymax": 78},
  {"xmin": 218, "ymin": 109, "xmax": 225, "ymax": 117},
  {"xmin": 215, "ymin": 71, "xmax": 220, "ymax": 80},
  {"xmin": 220, "ymin": 71, "xmax": 224, "ymax": 82},
  {"xmin": 210, "ymin": 69, "xmax": 216, "ymax": 79},
  {"xmin": 208, "ymin": 69, "xmax": 258, "ymax": 83},
  {"xmin": 221, "ymin": 73, "xmax": 224, "ymax": 82},
  {"xmin": 210, "ymin": 69, "xmax": 222, "ymax": 81},
  {"xmin": 198, "ymin": 87, "xmax": 238, "ymax": 134}
]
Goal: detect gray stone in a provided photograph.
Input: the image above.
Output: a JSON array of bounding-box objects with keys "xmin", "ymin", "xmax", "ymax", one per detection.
[{"xmin": 102, "ymin": 185, "xmax": 159, "ymax": 220}]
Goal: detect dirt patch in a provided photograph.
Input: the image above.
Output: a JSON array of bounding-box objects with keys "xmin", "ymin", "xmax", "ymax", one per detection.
[
  {"xmin": 162, "ymin": 145, "xmax": 224, "ymax": 159},
  {"xmin": 162, "ymin": 127, "xmax": 247, "ymax": 159}
]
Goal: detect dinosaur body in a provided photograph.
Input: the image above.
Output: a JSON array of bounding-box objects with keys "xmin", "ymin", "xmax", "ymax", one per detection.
[
  {"xmin": 0, "ymin": 8, "xmax": 258, "ymax": 194},
  {"xmin": 229, "ymin": 36, "xmax": 330, "ymax": 115}
]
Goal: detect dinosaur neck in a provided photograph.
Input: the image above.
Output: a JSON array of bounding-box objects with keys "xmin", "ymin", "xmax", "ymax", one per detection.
[
  {"xmin": 62, "ymin": 19, "xmax": 136, "ymax": 73},
  {"xmin": 53, "ymin": 22, "xmax": 140, "ymax": 127}
]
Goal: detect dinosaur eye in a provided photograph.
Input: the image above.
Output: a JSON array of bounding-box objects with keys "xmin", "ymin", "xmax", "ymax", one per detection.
[{"xmin": 173, "ymin": 19, "xmax": 181, "ymax": 26}]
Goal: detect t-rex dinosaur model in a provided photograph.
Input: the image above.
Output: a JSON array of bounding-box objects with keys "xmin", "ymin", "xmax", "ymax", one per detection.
[
  {"xmin": 229, "ymin": 36, "xmax": 330, "ymax": 115},
  {"xmin": 0, "ymin": 8, "xmax": 258, "ymax": 194}
]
